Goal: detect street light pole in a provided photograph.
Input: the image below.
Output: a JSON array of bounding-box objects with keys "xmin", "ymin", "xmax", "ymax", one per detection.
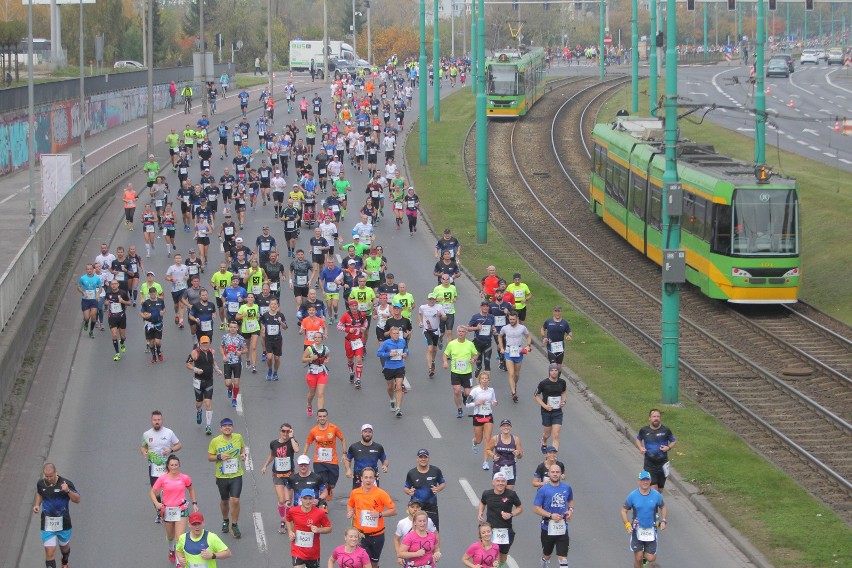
[
  {"xmin": 754, "ymin": 0, "xmax": 765, "ymax": 165},
  {"xmin": 433, "ymin": 0, "xmax": 440, "ymax": 122},
  {"xmin": 267, "ymin": 0, "xmax": 273, "ymax": 96},
  {"xmin": 475, "ymin": 0, "xmax": 486, "ymax": 243},
  {"xmin": 649, "ymin": 0, "xmax": 657, "ymax": 116},
  {"xmin": 146, "ymin": 0, "xmax": 154, "ymax": 158},
  {"xmin": 419, "ymin": 0, "xmax": 427, "ymax": 164},
  {"xmin": 200, "ymin": 0, "xmax": 208, "ymax": 116},
  {"xmin": 28, "ymin": 0, "xmax": 36, "ymax": 231},
  {"xmin": 352, "ymin": 0, "xmax": 357, "ymax": 56},
  {"xmin": 631, "ymin": 0, "xmax": 638, "ymax": 113},
  {"xmin": 323, "ymin": 0, "xmax": 329, "ymax": 82},
  {"xmin": 80, "ymin": 0, "xmax": 86, "ymax": 175},
  {"xmin": 367, "ymin": 2, "xmax": 372, "ymax": 62}
]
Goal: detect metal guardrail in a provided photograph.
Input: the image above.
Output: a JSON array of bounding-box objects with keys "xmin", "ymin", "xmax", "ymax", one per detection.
[{"xmin": 0, "ymin": 145, "xmax": 138, "ymax": 332}]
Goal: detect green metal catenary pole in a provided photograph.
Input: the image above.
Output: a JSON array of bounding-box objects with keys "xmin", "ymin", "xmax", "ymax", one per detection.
[
  {"xmin": 755, "ymin": 0, "xmax": 765, "ymax": 165},
  {"xmin": 470, "ymin": 0, "xmax": 477, "ymax": 94},
  {"xmin": 804, "ymin": 9, "xmax": 807, "ymax": 45},
  {"xmin": 420, "ymin": 0, "xmax": 428, "ymax": 165},
  {"xmin": 703, "ymin": 3, "xmax": 708, "ymax": 64},
  {"xmin": 785, "ymin": 2, "xmax": 790, "ymax": 40},
  {"xmin": 599, "ymin": 0, "xmax": 605, "ymax": 80},
  {"xmin": 737, "ymin": 2, "xmax": 742, "ymax": 43},
  {"xmin": 475, "ymin": 0, "xmax": 487, "ymax": 244},
  {"xmin": 433, "ymin": 0, "xmax": 441, "ymax": 122},
  {"xmin": 661, "ymin": 0, "xmax": 680, "ymax": 405},
  {"xmin": 649, "ymin": 0, "xmax": 657, "ymax": 116},
  {"xmin": 631, "ymin": 0, "xmax": 638, "ymax": 113}
]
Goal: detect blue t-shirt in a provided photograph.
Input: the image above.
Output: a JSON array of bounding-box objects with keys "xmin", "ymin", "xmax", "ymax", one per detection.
[
  {"xmin": 542, "ymin": 318, "xmax": 571, "ymax": 342},
  {"xmin": 533, "ymin": 482, "xmax": 574, "ymax": 530},
  {"xmin": 377, "ymin": 337, "xmax": 408, "ymax": 370},
  {"xmin": 623, "ymin": 488, "xmax": 664, "ymax": 529},
  {"xmin": 78, "ymin": 274, "xmax": 102, "ymax": 295},
  {"xmin": 321, "ymin": 266, "xmax": 343, "ymax": 294},
  {"xmin": 239, "ymin": 91, "xmax": 250, "ymax": 105},
  {"xmin": 221, "ymin": 287, "xmax": 247, "ymax": 313},
  {"xmin": 217, "ymin": 125, "xmax": 228, "ymax": 138}
]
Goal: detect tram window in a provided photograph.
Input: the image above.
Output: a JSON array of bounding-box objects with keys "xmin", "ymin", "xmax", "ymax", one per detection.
[
  {"xmin": 648, "ymin": 183, "xmax": 662, "ymax": 230},
  {"xmin": 682, "ymin": 193, "xmax": 696, "ymax": 234},
  {"xmin": 488, "ymin": 66, "xmax": 519, "ymax": 95},
  {"xmin": 694, "ymin": 197, "xmax": 708, "ymax": 241},
  {"xmin": 710, "ymin": 204, "xmax": 732, "ymax": 255},
  {"xmin": 518, "ymin": 72, "xmax": 526, "ymax": 95},
  {"xmin": 593, "ymin": 145, "xmax": 606, "ymax": 176},
  {"xmin": 613, "ymin": 163, "xmax": 628, "ymax": 205},
  {"xmin": 731, "ymin": 189, "xmax": 798, "ymax": 255},
  {"xmin": 630, "ymin": 174, "xmax": 646, "ymax": 219}
]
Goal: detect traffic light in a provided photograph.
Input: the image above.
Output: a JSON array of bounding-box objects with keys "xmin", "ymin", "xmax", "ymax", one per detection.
[
  {"xmin": 754, "ymin": 165, "xmax": 772, "ymax": 184},
  {"xmin": 805, "ymin": 0, "xmax": 814, "ymax": 10},
  {"xmin": 687, "ymin": 0, "xmax": 694, "ymax": 11},
  {"xmin": 727, "ymin": 0, "xmax": 735, "ymax": 11},
  {"xmin": 656, "ymin": 31, "xmax": 663, "ymax": 48},
  {"xmin": 768, "ymin": 0, "xmax": 776, "ymax": 10}
]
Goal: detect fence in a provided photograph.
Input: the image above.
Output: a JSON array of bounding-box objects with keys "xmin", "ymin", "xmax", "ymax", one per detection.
[{"xmin": 0, "ymin": 145, "xmax": 138, "ymax": 333}]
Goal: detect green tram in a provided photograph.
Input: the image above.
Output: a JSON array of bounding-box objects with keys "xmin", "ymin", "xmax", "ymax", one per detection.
[
  {"xmin": 485, "ymin": 48, "xmax": 547, "ymax": 118},
  {"xmin": 590, "ymin": 118, "xmax": 800, "ymax": 303}
]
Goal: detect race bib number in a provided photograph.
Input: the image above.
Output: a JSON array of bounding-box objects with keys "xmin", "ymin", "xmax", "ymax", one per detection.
[
  {"xmin": 371, "ymin": 190, "xmax": 380, "ymax": 198},
  {"xmin": 174, "ymin": 280, "xmax": 187, "ymax": 291},
  {"xmin": 478, "ymin": 324, "xmax": 492, "ymax": 336},
  {"xmin": 476, "ymin": 402, "xmax": 492, "ymax": 415},
  {"xmin": 494, "ymin": 316, "xmax": 506, "ymax": 327},
  {"xmin": 239, "ymin": 269, "xmax": 248, "ymax": 279},
  {"xmin": 188, "ymin": 265, "xmax": 199, "ymax": 275},
  {"xmin": 349, "ymin": 338, "xmax": 364, "ymax": 350},
  {"xmin": 637, "ymin": 527, "xmax": 656, "ymax": 542},
  {"xmin": 109, "ymin": 302, "xmax": 122, "ymax": 314},
  {"xmin": 491, "ymin": 528, "xmax": 509, "ymax": 545},
  {"xmin": 313, "ymin": 246, "xmax": 323, "ymax": 255},
  {"xmin": 228, "ymin": 302, "xmax": 239, "ymax": 313},
  {"xmin": 662, "ymin": 461, "xmax": 671, "ymax": 477},
  {"xmin": 261, "ymin": 242, "xmax": 270, "ymax": 251},
  {"xmin": 83, "ymin": 289, "xmax": 96, "ymax": 300},
  {"xmin": 357, "ymin": 302, "xmax": 368, "ymax": 312},
  {"xmin": 394, "ymin": 202, "xmax": 403, "ymax": 210},
  {"xmin": 317, "ymin": 447, "xmax": 333, "ymax": 462},
  {"xmin": 389, "ymin": 350, "xmax": 403, "ymax": 361},
  {"xmin": 360, "ymin": 510, "xmax": 380, "ymax": 528},
  {"xmin": 330, "ymin": 205, "xmax": 340, "ymax": 212},
  {"xmin": 163, "ymin": 506, "xmax": 181, "ymax": 522},
  {"xmin": 150, "ymin": 462, "xmax": 167, "ymax": 477},
  {"xmin": 326, "ymin": 282, "xmax": 337, "ymax": 292},
  {"xmin": 295, "ymin": 530, "xmax": 314, "ymax": 548},
  {"xmin": 547, "ymin": 519, "xmax": 566, "ymax": 536},
  {"xmin": 286, "ymin": 221, "xmax": 295, "ymax": 229},
  {"xmin": 245, "ymin": 319, "xmax": 259, "ymax": 332},
  {"xmin": 508, "ymin": 345, "xmax": 520, "ymax": 358},
  {"xmin": 193, "ymin": 378, "xmax": 202, "ymax": 390},
  {"xmin": 296, "ymin": 275, "xmax": 307, "ymax": 286},
  {"xmin": 441, "ymin": 302, "xmax": 453, "ymax": 313},
  {"xmin": 547, "ymin": 396, "xmax": 562, "ymax": 409},
  {"xmin": 370, "ymin": 271, "xmax": 379, "ymax": 280},
  {"xmin": 309, "ymin": 364, "xmax": 325, "ymax": 374},
  {"xmin": 270, "ymin": 282, "xmax": 279, "ymax": 291},
  {"xmin": 550, "ymin": 341, "xmax": 564, "ymax": 354},
  {"xmin": 252, "ymin": 285, "xmax": 262, "ymax": 295},
  {"xmin": 115, "ymin": 272, "xmax": 125, "ymax": 281},
  {"xmin": 274, "ymin": 456, "xmax": 291, "ymax": 471},
  {"xmin": 267, "ymin": 324, "xmax": 280, "ymax": 336},
  {"xmin": 224, "ymin": 226, "xmax": 234, "ymax": 236},
  {"xmin": 145, "ymin": 225, "xmax": 155, "ymax": 233},
  {"xmin": 44, "ymin": 516, "xmax": 63, "ymax": 532},
  {"xmin": 453, "ymin": 359, "xmax": 470, "ymax": 373},
  {"xmin": 513, "ymin": 289, "xmax": 525, "ymax": 301},
  {"xmin": 155, "ymin": 199, "xmax": 163, "ymax": 207},
  {"xmin": 222, "ymin": 458, "xmax": 239, "ymax": 475},
  {"xmin": 500, "ymin": 465, "xmax": 514, "ymax": 481},
  {"xmin": 200, "ymin": 320, "xmax": 213, "ymax": 332}
]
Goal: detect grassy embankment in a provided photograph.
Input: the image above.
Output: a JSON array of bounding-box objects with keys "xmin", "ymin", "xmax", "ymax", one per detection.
[{"xmin": 405, "ymin": 89, "xmax": 852, "ymax": 568}]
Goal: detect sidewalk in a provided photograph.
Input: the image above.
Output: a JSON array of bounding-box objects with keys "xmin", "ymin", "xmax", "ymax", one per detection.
[{"xmin": 0, "ymin": 74, "xmax": 296, "ymax": 271}]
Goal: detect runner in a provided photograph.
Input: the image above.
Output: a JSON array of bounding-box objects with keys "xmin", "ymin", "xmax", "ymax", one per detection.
[
  {"xmin": 345, "ymin": 424, "xmax": 389, "ymax": 490},
  {"xmin": 398, "ymin": 511, "xmax": 442, "ymax": 567},
  {"xmin": 432, "ymin": 274, "xmax": 458, "ymax": 348},
  {"xmin": 140, "ymin": 287, "xmax": 167, "ymax": 362},
  {"xmin": 320, "ymin": 256, "xmax": 344, "ymax": 323},
  {"xmin": 535, "ymin": 364, "xmax": 568, "ymax": 453},
  {"xmin": 377, "ymin": 326, "xmax": 409, "ymax": 417},
  {"xmin": 220, "ymin": 321, "xmax": 248, "ymax": 408},
  {"xmin": 165, "ymin": 254, "xmax": 190, "ymax": 328},
  {"xmin": 303, "ymin": 409, "xmax": 347, "ymax": 499},
  {"xmin": 76, "ymin": 264, "xmax": 100, "ymax": 339},
  {"xmin": 260, "ymin": 298, "xmax": 288, "ymax": 381},
  {"xmin": 505, "ymin": 273, "xmax": 532, "ymax": 324},
  {"xmin": 338, "ymin": 299, "xmax": 368, "ymax": 388},
  {"xmin": 462, "ymin": 522, "xmax": 502, "ymax": 568},
  {"xmin": 330, "ymin": 527, "xmax": 372, "ymax": 568},
  {"xmin": 236, "ymin": 293, "xmax": 261, "ymax": 373},
  {"xmin": 285, "ymin": 489, "xmax": 333, "ymax": 568},
  {"xmin": 403, "ymin": 449, "xmax": 446, "ymax": 531},
  {"xmin": 175, "ymin": 512, "xmax": 232, "ymax": 566},
  {"xmin": 104, "ymin": 279, "xmax": 131, "ymax": 361},
  {"xmin": 149, "ymin": 455, "xmax": 198, "ymax": 565},
  {"xmin": 187, "ymin": 335, "xmax": 224, "ymax": 434},
  {"xmin": 33, "ymin": 463, "xmax": 80, "ymax": 568},
  {"xmin": 417, "ymin": 293, "xmax": 447, "ymax": 378},
  {"xmin": 477, "ymin": 471, "xmax": 523, "ymax": 567},
  {"xmin": 443, "ymin": 325, "xmax": 479, "ymax": 418},
  {"xmin": 541, "ymin": 306, "xmax": 573, "ymax": 375},
  {"xmin": 347, "ymin": 467, "xmax": 397, "ymax": 568},
  {"xmin": 496, "ymin": 311, "xmax": 531, "ymax": 403},
  {"xmin": 466, "ymin": 371, "xmax": 497, "ymax": 467},
  {"xmin": 261, "ymin": 423, "xmax": 301, "ymax": 534},
  {"xmin": 485, "ymin": 419, "xmax": 524, "ymax": 489},
  {"xmin": 621, "ymin": 471, "xmax": 667, "ymax": 568},
  {"xmin": 208, "ymin": 417, "xmax": 247, "ymax": 539},
  {"xmin": 532, "ymin": 464, "xmax": 575, "ymax": 568},
  {"xmin": 468, "ymin": 302, "xmax": 496, "ymax": 373}
]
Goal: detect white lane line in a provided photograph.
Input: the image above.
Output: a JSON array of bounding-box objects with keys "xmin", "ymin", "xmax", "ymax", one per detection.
[
  {"xmin": 253, "ymin": 511, "xmax": 268, "ymax": 553},
  {"xmin": 823, "ymin": 152, "xmax": 836, "ymax": 157},
  {"xmin": 839, "ymin": 158, "xmax": 852, "ymax": 165},
  {"xmin": 335, "ymin": 253, "xmax": 342, "ymax": 265},
  {"xmin": 244, "ymin": 447, "xmax": 254, "ymax": 470},
  {"xmin": 422, "ymin": 416, "xmax": 442, "ymax": 438},
  {"xmin": 506, "ymin": 556, "xmax": 520, "ymax": 568},
  {"xmin": 797, "ymin": 140, "xmax": 807, "ymax": 145},
  {"xmin": 458, "ymin": 478, "xmax": 479, "ymax": 507},
  {"xmin": 808, "ymin": 145, "xmax": 820, "ymax": 151},
  {"xmin": 0, "ymin": 192, "xmax": 17, "ymax": 205},
  {"xmin": 236, "ymin": 393, "xmax": 244, "ymax": 415}
]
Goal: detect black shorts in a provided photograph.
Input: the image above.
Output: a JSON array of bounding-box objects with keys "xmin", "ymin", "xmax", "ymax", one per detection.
[
  {"xmin": 265, "ymin": 337, "xmax": 283, "ymax": 356},
  {"xmin": 646, "ymin": 464, "xmax": 668, "ymax": 489},
  {"xmin": 311, "ymin": 254, "xmax": 325, "ymax": 266},
  {"xmin": 541, "ymin": 410, "xmax": 564, "ymax": 427},
  {"xmin": 145, "ymin": 327, "xmax": 163, "ymax": 340},
  {"xmin": 108, "ymin": 315, "xmax": 126, "ymax": 329},
  {"xmin": 166, "ymin": 228, "xmax": 176, "ymax": 239},
  {"xmin": 208, "ymin": 201, "xmax": 218, "ymax": 213},
  {"xmin": 516, "ymin": 307, "xmax": 527, "ymax": 321},
  {"xmin": 216, "ymin": 297, "xmax": 224, "ymax": 308},
  {"xmin": 293, "ymin": 285, "xmax": 309, "ymax": 297},
  {"xmin": 361, "ymin": 533, "xmax": 385, "ymax": 563},
  {"xmin": 194, "ymin": 378, "xmax": 214, "ymax": 401},
  {"xmin": 423, "ymin": 330, "xmax": 439, "ymax": 346},
  {"xmin": 450, "ymin": 372, "xmax": 473, "ymax": 388},
  {"xmin": 181, "ymin": 202, "xmax": 191, "ymax": 214},
  {"xmin": 216, "ymin": 475, "xmax": 243, "ymax": 500},
  {"xmin": 196, "ymin": 236, "xmax": 210, "ymax": 245},
  {"xmin": 540, "ymin": 530, "xmax": 570, "ymax": 557},
  {"xmin": 495, "ymin": 529, "xmax": 515, "ymax": 555},
  {"xmin": 440, "ymin": 313, "xmax": 455, "ymax": 333},
  {"xmin": 284, "ymin": 230, "xmax": 298, "ymax": 241},
  {"xmin": 629, "ymin": 532, "xmax": 658, "ymax": 555},
  {"xmin": 272, "ymin": 191, "xmax": 285, "ymax": 203},
  {"xmin": 313, "ymin": 462, "xmax": 340, "ymax": 487},
  {"xmin": 292, "ymin": 558, "xmax": 319, "ymax": 568},
  {"xmin": 547, "ymin": 351, "xmax": 565, "ymax": 364},
  {"xmin": 224, "ymin": 362, "xmax": 242, "ymax": 380},
  {"xmin": 383, "ymin": 367, "xmax": 406, "ymax": 380},
  {"xmin": 171, "ymin": 290, "xmax": 185, "ymax": 305}
]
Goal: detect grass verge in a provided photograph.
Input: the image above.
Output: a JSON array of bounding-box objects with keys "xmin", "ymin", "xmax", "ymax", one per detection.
[
  {"xmin": 406, "ymin": 89, "xmax": 852, "ymax": 568},
  {"xmin": 235, "ymin": 74, "xmax": 270, "ymax": 89},
  {"xmin": 599, "ymin": 77, "xmax": 852, "ymax": 325}
]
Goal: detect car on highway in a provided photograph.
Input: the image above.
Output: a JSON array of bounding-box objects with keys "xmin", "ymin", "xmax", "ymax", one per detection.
[
  {"xmin": 114, "ymin": 60, "xmax": 144, "ymax": 69},
  {"xmin": 770, "ymin": 54, "xmax": 794, "ymax": 73},
  {"xmin": 827, "ymin": 47, "xmax": 844, "ymax": 65},
  {"xmin": 799, "ymin": 49, "xmax": 820, "ymax": 65},
  {"xmin": 766, "ymin": 58, "xmax": 790, "ymax": 78}
]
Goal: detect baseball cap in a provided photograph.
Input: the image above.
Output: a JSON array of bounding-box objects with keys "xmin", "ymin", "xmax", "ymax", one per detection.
[
  {"xmin": 492, "ymin": 471, "xmax": 508, "ymax": 481},
  {"xmin": 392, "ymin": 302, "xmax": 403, "ymax": 308},
  {"xmin": 352, "ymin": 234, "xmax": 361, "ymax": 239},
  {"xmin": 299, "ymin": 488, "xmax": 317, "ymax": 500},
  {"xmin": 189, "ymin": 248, "xmax": 196, "ymax": 253},
  {"xmin": 500, "ymin": 419, "xmax": 512, "ymax": 426},
  {"xmin": 638, "ymin": 471, "xmax": 652, "ymax": 480},
  {"xmin": 553, "ymin": 306, "xmax": 563, "ymax": 311},
  {"xmin": 236, "ymin": 237, "xmax": 244, "ymax": 242},
  {"xmin": 513, "ymin": 273, "xmax": 521, "ymax": 279},
  {"xmin": 416, "ymin": 449, "xmax": 429, "ymax": 457},
  {"xmin": 200, "ymin": 336, "xmax": 211, "ymax": 344},
  {"xmin": 443, "ymin": 228, "xmax": 451, "ymax": 233},
  {"xmin": 408, "ymin": 498, "xmax": 422, "ymax": 507},
  {"xmin": 297, "ymin": 455, "xmax": 311, "ymax": 465},
  {"xmin": 148, "ymin": 153, "xmax": 155, "ymax": 158},
  {"xmin": 349, "ymin": 299, "xmax": 359, "ymax": 306},
  {"xmin": 225, "ymin": 211, "xmax": 232, "ymax": 216},
  {"xmin": 220, "ymin": 417, "xmax": 233, "ymax": 426},
  {"xmin": 386, "ymin": 273, "xmax": 394, "ymax": 279},
  {"xmin": 480, "ymin": 301, "xmax": 489, "ymax": 306},
  {"xmin": 347, "ymin": 259, "xmax": 357, "ymax": 265},
  {"xmin": 188, "ymin": 512, "xmax": 204, "ymax": 525},
  {"xmin": 545, "ymin": 446, "xmax": 558, "ymax": 453},
  {"xmin": 146, "ymin": 271, "xmax": 155, "ymax": 276},
  {"xmin": 361, "ymin": 424, "xmax": 374, "ymax": 431},
  {"xmin": 426, "ymin": 293, "xmax": 436, "ymax": 300},
  {"xmin": 275, "ymin": 169, "xmax": 281, "ymax": 173}
]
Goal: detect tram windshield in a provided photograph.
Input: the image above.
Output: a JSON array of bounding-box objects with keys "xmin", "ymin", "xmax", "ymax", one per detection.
[
  {"xmin": 730, "ymin": 189, "xmax": 798, "ymax": 255},
  {"xmin": 487, "ymin": 65, "xmax": 518, "ymax": 96}
]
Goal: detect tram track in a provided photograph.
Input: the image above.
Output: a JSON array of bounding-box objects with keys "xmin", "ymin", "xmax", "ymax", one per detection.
[{"xmin": 464, "ymin": 76, "xmax": 852, "ymax": 521}]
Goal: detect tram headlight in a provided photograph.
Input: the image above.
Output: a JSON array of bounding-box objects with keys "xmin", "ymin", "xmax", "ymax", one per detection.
[
  {"xmin": 782, "ymin": 267, "xmax": 799, "ymax": 277},
  {"xmin": 732, "ymin": 267, "xmax": 752, "ymax": 278}
]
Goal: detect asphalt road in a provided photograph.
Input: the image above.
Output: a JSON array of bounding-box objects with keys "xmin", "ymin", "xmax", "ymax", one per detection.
[{"xmin": 4, "ymin": 66, "xmax": 754, "ymax": 567}]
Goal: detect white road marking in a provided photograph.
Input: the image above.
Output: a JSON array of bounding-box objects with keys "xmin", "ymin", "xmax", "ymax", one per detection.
[
  {"xmin": 506, "ymin": 556, "xmax": 520, "ymax": 568},
  {"xmin": 823, "ymin": 152, "xmax": 836, "ymax": 157},
  {"xmin": 458, "ymin": 478, "xmax": 479, "ymax": 507},
  {"xmin": 253, "ymin": 511, "xmax": 268, "ymax": 553},
  {"xmin": 244, "ymin": 447, "xmax": 254, "ymax": 470},
  {"xmin": 236, "ymin": 393, "xmax": 244, "ymax": 415},
  {"xmin": 422, "ymin": 416, "xmax": 442, "ymax": 438},
  {"xmin": 0, "ymin": 192, "xmax": 17, "ymax": 205},
  {"xmin": 736, "ymin": 127, "xmax": 754, "ymax": 132},
  {"xmin": 839, "ymin": 158, "xmax": 852, "ymax": 165},
  {"xmin": 802, "ymin": 129, "xmax": 820, "ymax": 137},
  {"xmin": 335, "ymin": 253, "xmax": 342, "ymax": 265},
  {"xmin": 688, "ymin": 92, "xmax": 708, "ymax": 97},
  {"xmin": 796, "ymin": 140, "xmax": 807, "ymax": 145}
]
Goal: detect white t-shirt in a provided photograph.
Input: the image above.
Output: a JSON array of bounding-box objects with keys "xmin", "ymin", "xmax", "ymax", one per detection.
[
  {"xmin": 465, "ymin": 386, "xmax": 497, "ymax": 415},
  {"xmin": 142, "ymin": 427, "xmax": 180, "ymax": 459},
  {"xmin": 395, "ymin": 516, "xmax": 437, "ymax": 539},
  {"xmin": 319, "ymin": 221, "xmax": 337, "ymax": 241},
  {"xmin": 418, "ymin": 304, "xmax": 446, "ymax": 333},
  {"xmin": 500, "ymin": 323, "xmax": 530, "ymax": 347},
  {"xmin": 382, "ymin": 136, "xmax": 396, "ymax": 152},
  {"xmin": 352, "ymin": 222, "xmax": 374, "ymax": 240},
  {"xmin": 166, "ymin": 264, "xmax": 190, "ymax": 293},
  {"xmin": 95, "ymin": 253, "xmax": 117, "ymax": 281}
]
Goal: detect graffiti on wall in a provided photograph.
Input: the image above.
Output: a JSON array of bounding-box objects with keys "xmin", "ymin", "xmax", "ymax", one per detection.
[{"xmin": 0, "ymin": 84, "xmax": 169, "ymax": 176}]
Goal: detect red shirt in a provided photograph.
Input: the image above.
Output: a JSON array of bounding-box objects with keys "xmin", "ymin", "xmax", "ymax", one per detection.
[
  {"xmin": 286, "ymin": 505, "xmax": 330, "ymax": 560},
  {"xmin": 338, "ymin": 311, "xmax": 367, "ymax": 341}
]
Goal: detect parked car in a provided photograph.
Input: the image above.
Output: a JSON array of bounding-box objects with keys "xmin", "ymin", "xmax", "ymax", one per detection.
[
  {"xmin": 356, "ymin": 58, "xmax": 372, "ymax": 71},
  {"xmin": 114, "ymin": 60, "xmax": 144, "ymax": 69},
  {"xmin": 333, "ymin": 58, "xmax": 358, "ymax": 79},
  {"xmin": 799, "ymin": 49, "xmax": 820, "ymax": 65},
  {"xmin": 770, "ymin": 54, "xmax": 794, "ymax": 72},
  {"xmin": 766, "ymin": 58, "xmax": 790, "ymax": 78},
  {"xmin": 827, "ymin": 47, "xmax": 844, "ymax": 65}
]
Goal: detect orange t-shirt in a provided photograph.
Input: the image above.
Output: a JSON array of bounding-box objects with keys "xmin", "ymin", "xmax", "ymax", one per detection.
[
  {"xmin": 306, "ymin": 424, "xmax": 344, "ymax": 464},
  {"xmin": 123, "ymin": 189, "xmax": 138, "ymax": 209},
  {"xmin": 301, "ymin": 316, "xmax": 326, "ymax": 345},
  {"xmin": 348, "ymin": 485, "xmax": 394, "ymax": 534}
]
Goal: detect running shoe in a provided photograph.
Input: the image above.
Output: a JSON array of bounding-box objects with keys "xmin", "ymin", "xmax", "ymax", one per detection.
[
  {"xmin": 457, "ymin": 408, "xmax": 463, "ymax": 419},
  {"xmin": 158, "ymin": 353, "xmax": 164, "ymax": 361},
  {"xmin": 132, "ymin": 301, "xmax": 136, "ymax": 307},
  {"xmin": 272, "ymin": 372, "xmax": 280, "ymax": 381},
  {"xmin": 472, "ymin": 439, "xmax": 479, "ymax": 454},
  {"xmin": 184, "ymin": 225, "xmax": 190, "ymax": 232},
  {"xmin": 354, "ymin": 379, "xmax": 361, "ymax": 389},
  {"xmin": 220, "ymin": 323, "xmax": 227, "ymax": 330},
  {"xmin": 205, "ymin": 426, "xmax": 212, "ymax": 435},
  {"xmin": 231, "ymin": 524, "xmax": 241, "ymax": 539},
  {"xmin": 151, "ymin": 357, "xmax": 157, "ymax": 364},
  {"xmin": 428, "ymin": 364, "xmax": 435, "ymax": 378},
  {"xmin": 437, "ymin": 339, "xmax": 443, "ymax": 350},
  {"xmin": 81, "ymin": 321, "xmax": 87, "ymax": 330},
  {"xmin": 390, "ymin": 399, "xmax": 396, "ymax": 411},
  {"xmin": 541, "ymin": 557, "xmax": 550, "ymax": 568},
  {"xmin": 395, "ymin": 408, "xmax": 402, "ymax": 418},
  {"xmin": 279, "ymin": 521, "xmax": 287, "ymax": 534},
  {"xmin": 499, "ymin": 361, "xmax": 507, "ymax": 371},
  {"xmin": 113, "ymin": 354, "xmax": 121, "ymax": 361},
  {"xmin": 99, "ymin": 322, "xmax": 104, "ymax": 330},
  {"xmin": 482, "ymin": 461, "xmax": 490, "ymax": 471},
  {"xmin": 349, "ymin": 373, "xmax": 355, "ymax": 384},
  {"xmin": 88, "ymin": 331, "xmax": 94, "ymax": 339},
  {"xmin": 261, "ymin": 353, "xmax": 267, "ymax": 362},
  {"xmin": 175, "ymin": 316, "xmax": 180, "ymax": 325},
  {"xmin": 227, "ymin": 388, "xmax": 233, "ymax": 399},
  {"xmin": 145, "ymin": 344, "xmax": 150, "ymax": 353},
  {"xmin": 196, "ymin": 409, "xmax": 202, "ymax": 424},
  {"xmin": 169, "ymin": 550, "xmax": 176, "ymax": 564},
  {"xmin": 178, "ymin": 320, "xmax": 185, "ymax": 329},
  {"xmin": 120, "ymin": 344, "xmax": 126, "ymax": 353},
  {"xmin": 155, "ymin": 514, "xmax": 161, "ymax": 524},
  {"xmin": 512, "ymin": 392, "xmax": 519, "ymax": 403},
  {"xmin": 231, "ymin": 398, "xmax": 237, "ymax": 408},
  {"xmin": 307, "ymin": 404, "xmax": 313, "ymax": 416},
  {"xmin": 222, "ymin": 520, "xmax": 229, "ymax": 533},
  {"xmin": 266, "ymin": 369, "xmax": 273, "ymax": 381},
  {"xmin": 251, "ymin": 366, "xmax": 257, "ymax": 374},
  {"xmin": 541, "ymin": 443, "xmax": 547, "ymax": 455}
]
